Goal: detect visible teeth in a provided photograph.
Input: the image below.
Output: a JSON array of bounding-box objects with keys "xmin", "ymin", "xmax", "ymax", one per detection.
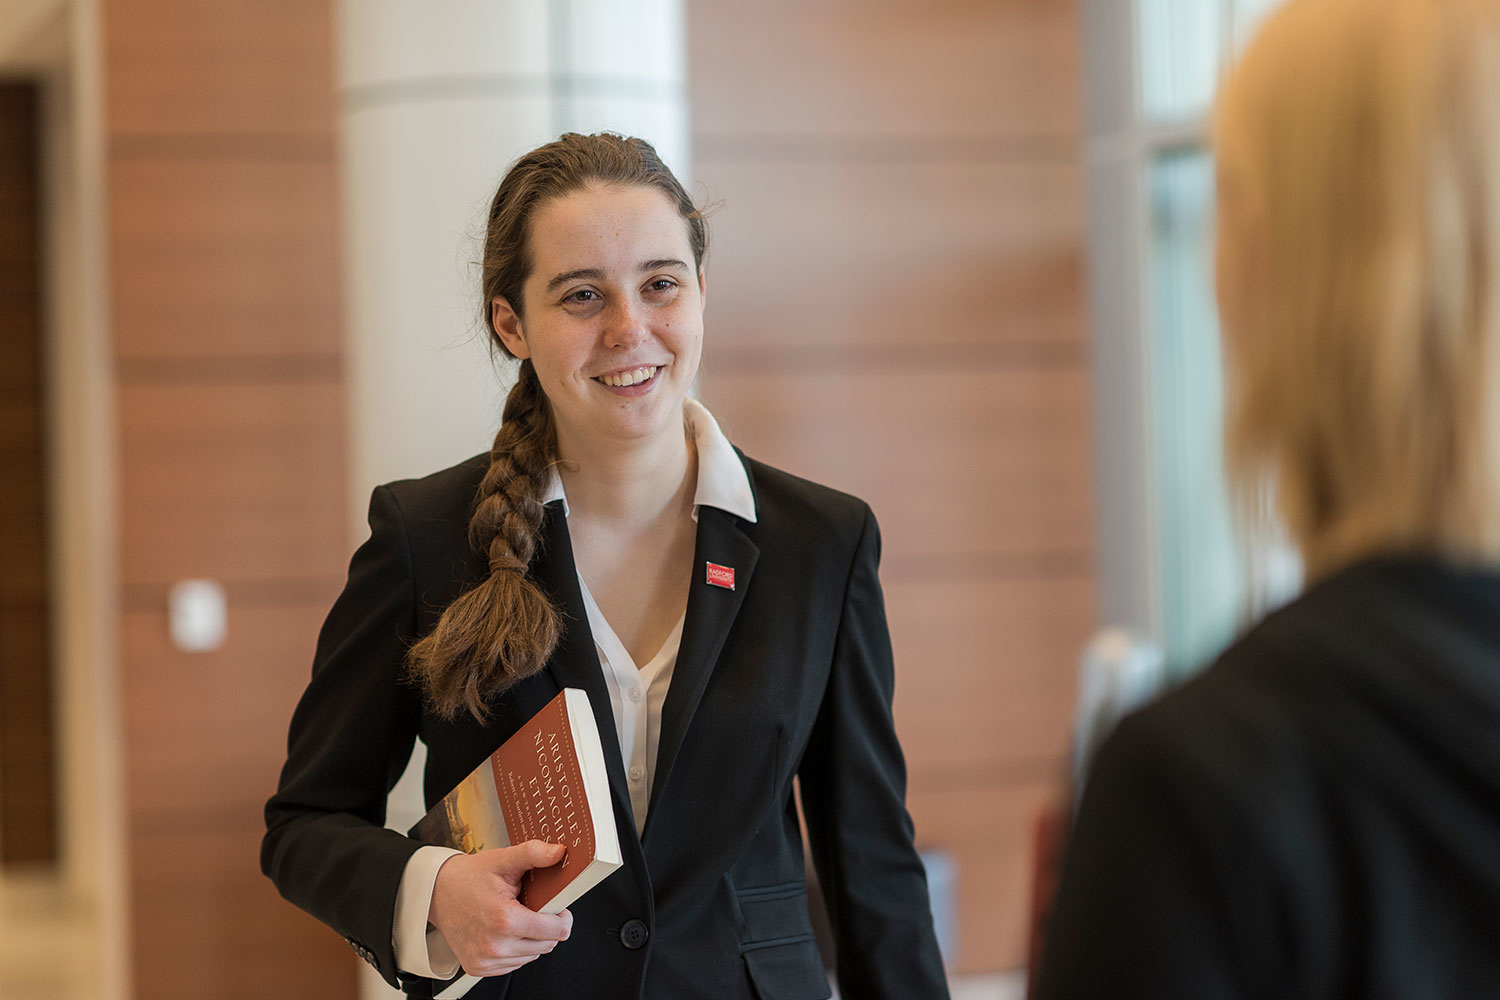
[{"xmin": 599, "ymin": 366, "xmax": 657, "ymax": 387}]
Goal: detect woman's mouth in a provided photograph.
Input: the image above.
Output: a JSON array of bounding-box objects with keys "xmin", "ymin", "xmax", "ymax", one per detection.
[{"xmin": 594, "ymin": 365, "xmax": 659, "ymax": 388}]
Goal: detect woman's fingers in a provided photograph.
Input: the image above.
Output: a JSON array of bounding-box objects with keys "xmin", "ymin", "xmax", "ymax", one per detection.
[
  {"xmin": 457, "ymin": 914, "xmax": 571, "ymax": 976},
  {"xmin": 475, "ymin": 898, "xmax": 570, "ymax": 951},
  {"xmin": 429, "ymin": 846, "xmax": 575, "ymax": 977}
]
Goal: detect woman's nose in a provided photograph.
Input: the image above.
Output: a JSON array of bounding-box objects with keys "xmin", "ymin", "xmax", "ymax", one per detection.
[{"xmin": 603, "ymin": 298, "xmax": 648, "ymax": 350}]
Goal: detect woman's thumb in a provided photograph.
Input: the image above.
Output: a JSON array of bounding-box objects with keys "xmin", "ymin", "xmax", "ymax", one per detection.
[{"xmin": 491, "ymin": 840, "xmax": 566, "ymax": 881}]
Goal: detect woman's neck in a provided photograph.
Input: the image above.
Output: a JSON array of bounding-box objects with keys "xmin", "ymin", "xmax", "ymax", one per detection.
[{"xmin": 554, "ymin": 417, "xmax": 697, "ymax": 532}]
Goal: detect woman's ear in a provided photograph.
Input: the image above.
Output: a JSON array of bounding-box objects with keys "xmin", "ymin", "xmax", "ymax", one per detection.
[
  {"xmin": 491, "ymin": 296, "xmax": 529, "ymax": 359},
  {"xmin": 697, "ymin": 268, "xmax": 708, "ymax": 311}
]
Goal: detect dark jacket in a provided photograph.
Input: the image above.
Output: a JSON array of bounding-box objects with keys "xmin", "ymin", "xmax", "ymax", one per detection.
[
  {"xmin": 262, "ymin": 450, "xmax": 949, "ymax": 999},
  {"xmin": 1036, "ymin": 555, "xmax": 1500, "ymax": 1000}
]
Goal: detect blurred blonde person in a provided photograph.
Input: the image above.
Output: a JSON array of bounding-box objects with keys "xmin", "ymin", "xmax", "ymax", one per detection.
[{"xmin": 1036, "ymin": 1, "xmax": 1500, "ymax": 996}]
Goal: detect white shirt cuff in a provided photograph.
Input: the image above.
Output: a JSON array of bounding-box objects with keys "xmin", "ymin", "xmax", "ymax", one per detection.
[{"xmin": 393, "ymin": 845, "xmax": 464, "ymax": 979}]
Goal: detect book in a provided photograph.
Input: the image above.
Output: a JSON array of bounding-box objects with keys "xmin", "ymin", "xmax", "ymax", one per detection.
[{"xmin": 410, "ymin": 687, "xmax": 623, "ymax": 998}]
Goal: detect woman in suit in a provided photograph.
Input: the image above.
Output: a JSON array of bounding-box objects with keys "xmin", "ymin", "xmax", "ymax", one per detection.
[
  {"xmin": 262, "ymin": 133, "xmax": 949, "ymax": 1000},
  {"xmin": 1036, "ymin": 0, "xmax": 1500, "ymax": 997}
]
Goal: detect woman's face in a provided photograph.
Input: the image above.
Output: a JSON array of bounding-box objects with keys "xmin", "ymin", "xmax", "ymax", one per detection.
[{"xmin": 493, "ymin": 183, "xmax": 705, "ymax": 456}]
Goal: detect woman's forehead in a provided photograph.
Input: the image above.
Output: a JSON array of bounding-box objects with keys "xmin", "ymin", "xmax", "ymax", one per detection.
[{"xmin": 528, "ymin": 184, "xmax": 691, "ymax": 274}]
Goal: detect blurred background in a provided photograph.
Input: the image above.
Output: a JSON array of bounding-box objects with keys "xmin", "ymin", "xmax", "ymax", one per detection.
[{"xmin": 0, "ymin": 0, "xmax": 1294, "ymax": 997}]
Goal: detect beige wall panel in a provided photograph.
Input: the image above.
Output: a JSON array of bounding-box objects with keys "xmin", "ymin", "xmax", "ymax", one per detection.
[
  {"xmin": 696, "ymin": 159, "xmax": 1085, "ymax": 352},
  {"xmin": 689, "ymin": 0, "xmax": 1079, "ymax": 140},
  {"xmin": 908, "ymin": 777, "xmax": 1065, "ymax": 974},
  {"xmin": 104, "ymin": 0, "xmax": 336, "ymax": 137},
  {"xmin": 888, "ymin": 575, "xmax": 1092, "ymax": 775},
  {"xmin": 121, "ymin": 601, "xmax": 339, "ymax": 824},
  {"xmin": 109, "ymin": 157, "xmax": 342, "ymax": 360},
  {"xmin": 117, "ymin": 380, "xmax": 347, "ymax": 586},
  {"xmin": 699, "ymin": 368, "xmax": 1094, "ymax": 561},
  {"xmin": 131, "ymin": 827, "xmax": 357, "ymax": 998}
]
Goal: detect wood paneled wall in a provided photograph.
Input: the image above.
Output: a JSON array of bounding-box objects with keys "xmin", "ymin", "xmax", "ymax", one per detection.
[
  {"xmin": 101, "ymin": 0, "xmax": 354, "ymax": 995},
  {"xmin": 0, "ymin": 81, "xmax": 59, "ymax": 869},
  {"xmin": 688, "ymin": 0, "xmax": 1092, "ymax": 973}
]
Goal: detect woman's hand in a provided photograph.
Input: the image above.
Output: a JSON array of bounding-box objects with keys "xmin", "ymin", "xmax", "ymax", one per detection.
[{"xmin": 428, "ymin": 840, "xmax": 575, "ymax": 978}]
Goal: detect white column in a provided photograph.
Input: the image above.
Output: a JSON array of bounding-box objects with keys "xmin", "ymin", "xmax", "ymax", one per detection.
[{"xmin": 335, "ymin": 5, "xmax": 685, "ymax": 995}]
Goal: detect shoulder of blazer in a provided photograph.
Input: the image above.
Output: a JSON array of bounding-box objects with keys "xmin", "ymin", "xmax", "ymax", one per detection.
[
  {"xmin": 736, "ymin": 448, "xmax": 872, "ymax": 552},
  {"xmin": 378, "ymin": 452, "xmax": 491, "ymax": 541},
  {"xmin": 374, "ymin": 453, "xmax": 494, "ymax": 610}
]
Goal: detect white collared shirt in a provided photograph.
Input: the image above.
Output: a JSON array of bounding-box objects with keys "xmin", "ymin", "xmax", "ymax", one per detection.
[
  {"xmin": 575, "ymin": 579, "xmax": 684, "ymax": 837},
  {"xmin": 393, "ymin": 398, "xmax": 756, "ymax": 980}
]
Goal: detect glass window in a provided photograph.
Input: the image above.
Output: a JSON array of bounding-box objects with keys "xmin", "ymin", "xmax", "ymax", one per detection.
[
  {"xmin": 1139, "ymin": 0, "xmax": 1224, "ymax": 122},
  {"xmin": 1146, "ymin": 150, "xmax": 1243, "ymax": 674},
  {"xmin": 1135, "ymin": 0, "xmax": 1292, "ymax": 674},
  {"xmin": 1084, "ymin": 0, "xmax": 1295, "ymax": 676}
]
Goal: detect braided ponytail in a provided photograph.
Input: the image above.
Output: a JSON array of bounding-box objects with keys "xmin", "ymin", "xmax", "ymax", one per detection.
[
  {"xmin": 405, "ymin": 361, "xmax": 561, "ymax": 721},
  {"xmin": 406, "ymin": 132, "xmax": 708, "ymax": 722}
]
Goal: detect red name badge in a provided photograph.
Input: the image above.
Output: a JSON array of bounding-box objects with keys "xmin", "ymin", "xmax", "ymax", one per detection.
[{"xmin": 705, "ymin": 562, "xmax": 736, "ymax": 590}]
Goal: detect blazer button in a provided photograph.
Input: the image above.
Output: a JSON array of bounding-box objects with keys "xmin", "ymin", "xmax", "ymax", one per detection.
[{"xmin": 620, "ymin": 919, "xmax": 649, "ymax": 950}]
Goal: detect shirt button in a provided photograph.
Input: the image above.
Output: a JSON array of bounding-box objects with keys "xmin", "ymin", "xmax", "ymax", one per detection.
[
  {"xmin": 628, "ymin": 687, "xmax": 644, "ymax": 703},
  {"xmin": 628, "ymin": 764, "xmax": 645, "ymax": 782},
  {"xmin": 620, "ymin": 918, "xmax": 649, "ymax": 950}
]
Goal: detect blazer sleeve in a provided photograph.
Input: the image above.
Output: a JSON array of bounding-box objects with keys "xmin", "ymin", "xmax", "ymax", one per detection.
[
  {"xmin": 797, "ymin": 504, "xmax": 951, "ymax": 999},
  {"xmin": 261, "ymin": 484, "xmax": 428, "ymax": 990}
]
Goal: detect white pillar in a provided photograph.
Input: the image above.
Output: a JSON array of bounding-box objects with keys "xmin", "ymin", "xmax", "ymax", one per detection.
[{"xmin": 335, "ymin": 5, "xmax": 686, "ymax": 995}]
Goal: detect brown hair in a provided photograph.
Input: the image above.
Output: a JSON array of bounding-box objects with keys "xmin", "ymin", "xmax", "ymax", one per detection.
[{"xmin": 406, "ymin": 132, "xmax": 709, "ymax": 721}]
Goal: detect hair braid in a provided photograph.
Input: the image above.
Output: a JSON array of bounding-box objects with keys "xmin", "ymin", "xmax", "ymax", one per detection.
[{"xmin": 405, "ymin": 361, "xmax": 561, "ymax": 721}]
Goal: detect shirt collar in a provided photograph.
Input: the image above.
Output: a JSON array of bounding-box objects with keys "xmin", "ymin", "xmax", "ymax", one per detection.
[{"xmin": 539, "ymin": 398, "xmax": 757, "ymax": 524}]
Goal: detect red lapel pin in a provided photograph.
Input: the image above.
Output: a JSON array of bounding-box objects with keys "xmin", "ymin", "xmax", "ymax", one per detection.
[{"xmin": 705, "ymin": 562, "xmax": 735, "ymax": 590}]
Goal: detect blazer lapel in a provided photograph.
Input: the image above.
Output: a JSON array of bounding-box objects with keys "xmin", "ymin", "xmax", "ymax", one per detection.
[
  {"xmin": 642, "ymin": 504, "xmax": 760, "ymax": 837},
  {"xmin": 531, "ymin": 501, "xmax": 637, "ymax": 834}
]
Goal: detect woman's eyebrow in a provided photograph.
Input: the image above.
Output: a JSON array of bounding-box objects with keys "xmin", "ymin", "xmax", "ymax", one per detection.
[
  {"xmin": 545, "ymin": 259, "xmax": 687, "ymax": 292},
  {"xmin": 545, "ymin": 267, "xmax": 604, "ymax": 292}
]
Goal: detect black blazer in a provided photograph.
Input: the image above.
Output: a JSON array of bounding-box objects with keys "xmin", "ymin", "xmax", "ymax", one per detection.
[
  {"xmin": 1035, "ymin": 556, "xmax": 1500, "ymax": 999},
  {"xmin": 262, "ymin": 449, "xmax": 949, "ymax": 999}
]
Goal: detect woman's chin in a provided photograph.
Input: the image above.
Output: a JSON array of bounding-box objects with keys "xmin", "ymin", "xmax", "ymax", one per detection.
[{"xmin": 574, "ymin": 396, "xmax": 689, "ymax": 450}]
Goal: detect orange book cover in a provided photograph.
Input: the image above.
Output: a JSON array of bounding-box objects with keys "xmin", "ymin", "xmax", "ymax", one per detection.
[{"xmin": 410, "ymin": 687, "xmax": 622, "ymax": 913}]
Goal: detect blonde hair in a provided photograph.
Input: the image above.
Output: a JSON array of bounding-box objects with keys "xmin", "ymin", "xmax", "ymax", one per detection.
[{"xmin": 1215, "ymin": 0, "xmax": 1500, "ymax": 581}]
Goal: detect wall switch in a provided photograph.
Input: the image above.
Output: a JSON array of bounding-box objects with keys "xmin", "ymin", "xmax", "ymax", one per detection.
[{"xmin": 168, "ymin": 579, "xmax": 227, "ymax": 652}]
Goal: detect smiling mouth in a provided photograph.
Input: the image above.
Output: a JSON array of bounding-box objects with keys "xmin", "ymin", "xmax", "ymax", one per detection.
[{"xmin": 594, "ymin": 365, "xmax": 659, "ymax": 387}]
